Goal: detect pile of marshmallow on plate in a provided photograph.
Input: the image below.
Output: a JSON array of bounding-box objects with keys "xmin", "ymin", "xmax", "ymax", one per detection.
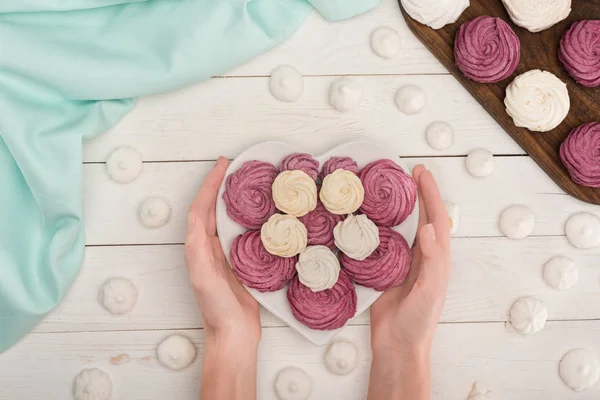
[{"xmin": 222, "ymin": 153, "xmax": 417, "ymax": 330}]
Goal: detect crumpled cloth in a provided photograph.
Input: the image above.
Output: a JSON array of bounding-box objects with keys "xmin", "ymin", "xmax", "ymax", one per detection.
[{"xmin": 0, "ymin": 0, "xmax": 379, "ymax": 352}]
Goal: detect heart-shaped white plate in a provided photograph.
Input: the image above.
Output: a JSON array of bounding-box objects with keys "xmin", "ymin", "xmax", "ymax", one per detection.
[{"xmin": 216, "ymin": 140, "xmax": 418, "ymax": 346}]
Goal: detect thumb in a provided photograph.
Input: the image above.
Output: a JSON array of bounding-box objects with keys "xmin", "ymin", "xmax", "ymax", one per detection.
[
  {"xmin": 185, "ymin": 212, "xmax": 206, "ymax": 268},
  {"xmin": 418, "ymin": 224, "xmax": 438, "ymax": 259}
]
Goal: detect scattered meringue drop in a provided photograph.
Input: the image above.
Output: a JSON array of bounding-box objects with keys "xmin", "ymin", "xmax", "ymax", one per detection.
[
  {"xmin": 274, "ymin": 367, "xmax": 312, "ymax": 400},
  {"xmin": 324, "ymin": 340, "xmax": 359, "ymax": 375},
  {"xmin": 157, "ymin": 335, "xmax": 196, "ymax": 370},
  {"xmin": 138, "ymin": 197, "xmax": 171, "ymax": 228},
  {"xmin": 106, "ymin": 146, "xmax": 143, "ymax": 184},
  {"xmin": 395, "ymin": 85, "xmax": 426, "ymax": 115},
  {"xmin": 509, "ymin": 297, "xmax": 548, "ymax": 335},
  {"xmin": 543, "ymin": 255, "xmax": 578, "ymax": 290},
  {"xmin": 499, "ymin": 205, "xmax": 535, "ymax": 239},
  {"xmin": 98, "ymin": 278, "xmax": 138, "ymax": 315},
  {"xmin": 426, "ymin": 121, "xmax": 454, "ymax": 150},
  {"xmin": 465, "ymin": 149, "xmax": 494, "ymax": 178},
  {"xmin": 565, "ymin": 213, "xmax": 600, "ymax": 249},
  {"xmin": 72, "ymin": 368, "xmax": 112, "ymax": 400},
  {"xmin": 370, "ymin": 27, "xmax": 401, "ymax": 59},
  {"xmin": 269, "ymin": 65, "xmax": 304, "ymax": 103},
  {"xmin": 559, "ymin": 349, "xmax": 600, "ymax": 392},
  {"xmin": 329, "ymin": 78, "xmax": 363, "ymax": 112}
]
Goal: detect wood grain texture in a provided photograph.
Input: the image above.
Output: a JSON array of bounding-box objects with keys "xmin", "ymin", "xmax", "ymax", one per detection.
[
  {"xmin": 3, "ymin": 323, "xmax": 600, "ymax": 399},
  {"xmin": 398, "ymin": 0, "xmax": 600, "ymax": 205},
  {"xmin": 84, "ymin": 74, "xmax": 523, "ymax": 163},
  {"xmin": 223, "ymin": 0, "xmax": 444, "ymax": 76},
  {"xmin": 34, "ymin": 238, "xmax": 600, "ymax": 334},
  {"xmin": 83, "ymin": 157, "xmax": 600, "ymax": 245}
]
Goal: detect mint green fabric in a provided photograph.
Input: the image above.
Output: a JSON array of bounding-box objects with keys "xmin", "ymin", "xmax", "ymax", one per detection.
[{"xmin": 0, "ymin": 0, "xmax": 380, "ymax": 352}]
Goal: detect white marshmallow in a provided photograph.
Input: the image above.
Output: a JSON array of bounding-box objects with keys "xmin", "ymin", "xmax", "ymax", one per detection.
[
  {"xmin": 502, "ymin": 0, "xmax": 571, "ymax": 32},
  {"xmin": 401, "ymin": 0, "xmax": 470, "ymax": 29}
]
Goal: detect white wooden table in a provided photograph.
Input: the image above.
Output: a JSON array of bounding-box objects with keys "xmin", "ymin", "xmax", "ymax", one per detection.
[{"xmin": 2, "ymin": 1, "xmax": 600, "ymax": 399}]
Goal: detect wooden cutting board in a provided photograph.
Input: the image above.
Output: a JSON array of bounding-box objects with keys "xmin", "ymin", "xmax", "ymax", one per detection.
[{"xmin": 398, "ymin": 0, "xmax": 600, "ymax": 205}]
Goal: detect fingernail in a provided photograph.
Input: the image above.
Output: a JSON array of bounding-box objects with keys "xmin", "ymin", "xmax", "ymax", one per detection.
[
  {"xmin": 424, "ymin": 224, "xmax": 436, "ymax": 241},
  {"xmin": 187, "ymin": 213, "xmax": 196, "ymax": 234}
]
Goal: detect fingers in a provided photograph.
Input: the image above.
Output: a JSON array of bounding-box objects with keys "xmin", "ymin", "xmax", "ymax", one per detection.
[
  {"xmin": 185, "ymin": 214, "xmax": 210, "ymax": 277},
  {"xmin": 418, "ymin": 224, "xmax": 438, "ymax": 259},
  {"xmin": 412, "ymin": 165, "xmax": 429, "ymax": 233},
  {"xmin": 418, "ymin": 170, "xmax": 450, "ymax": 250},
  {"xmin": 188, "ymin": 157, "xmax": 229, "ymax": 235}
]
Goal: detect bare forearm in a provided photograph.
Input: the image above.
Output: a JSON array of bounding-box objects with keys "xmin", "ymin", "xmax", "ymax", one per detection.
[
  {"xmin": 200, "ymin": 337, "xmax": 258, "ymax": 400},
  {"xmin": 367, "ymin": 350, "xmax": 430, "ymax": 400}
]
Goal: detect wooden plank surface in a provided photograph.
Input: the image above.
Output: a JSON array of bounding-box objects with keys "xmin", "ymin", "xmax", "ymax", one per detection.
[
  {"xmin": 5, "ymin": 1, "xmax": 600, "ymax": 399},
  {"xmin": 83, "ymin": 74, "xmax": 523, "ymax": 163},
  {"xmin": 223, "ymin": 0, "xmax": 444, "ymax": 76},
  {"xmin": 3, "ymin": 322, "xmax": 600, "ymax": 400},
  {"xmin": 83, "ymin": 157, "xmax": 600, "ymax": 245},
  {"xmin": 34, "ymin": 237, "xmax": 600, "ymax": 334},
  {"xmin": 399, "ymin": 0, "xmax": 600, "ymax": 204}
]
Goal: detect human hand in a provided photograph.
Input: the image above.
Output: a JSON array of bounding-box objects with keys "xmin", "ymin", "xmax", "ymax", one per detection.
[
  {"xmin": 185, "ymin": 157, "xmax": 261, "ymax": 349},
  {"xmin": 370, "ymin": 164, "xmax": 451, "ymax": 362}
]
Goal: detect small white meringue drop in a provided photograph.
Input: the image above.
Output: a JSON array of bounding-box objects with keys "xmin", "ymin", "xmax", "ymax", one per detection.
[
  {"xmin": 157, "ymin": 335, "xmax": 196, "ymax": 371},
  {"xmin": 465, "ymin": 149, "xmax": 494, "ymax": 178},
  {"xmin": 565, "ymin": 213, "xmax": 600, "ymax": 249},
  {"xmin": 106, "ymin": 146, "xmax": 143, "ymax": 184},
  {"xmin": 269, "ymin": 65, "xmax": 304, "ymax": 103},
  {"xmin": 509, "ymin": 297, "xmax": 548, "ymax": 335},
  {"xmin": 499, "ymin": 205, "xmax": 535, "ymax": 239},
  {"xmin": 138, "ymin": 197, "xmax": 171, "ymax": 228},
  {"xmin": 72, "ymin": 369, "xmax": 112, "ymax": 400},
  {"xmin": 274, "ymin": 367, "xmax": 312, "ymax": 400},
  {"xmin": 426, "ymin": 121, "xmax": 454, "ymax": 150},
  {"xmin": 98, "ymin": 278, "xmax": 137, "ymax": 315},
  {"xmin": 324, "ymin": 340, "xmax": 359, "ymax": 375},
  {"xmin": 543, "ymin": 256, "xmax": 578, "ymax": 290},
  {"xmin": 559, "ymin": 349, "xmax": 600, "ymax": 392},
  {"xmin": 329, "ymin": 78, "xmax": 363, "ymax": 112},
  {"xmin": 370, "ymin": 27, "xmax": 401, "ymax": 59},
  {"xmin": 395, "ymin": 85, "xmax": 426, "ymax": 115}
]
